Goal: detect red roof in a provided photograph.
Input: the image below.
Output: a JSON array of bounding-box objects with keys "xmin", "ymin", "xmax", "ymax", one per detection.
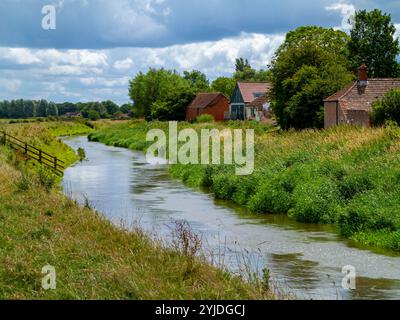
[
  {"xmin": 237, "ymin": 82, "xmax": 272, "ymax": 104},
  {"xmin": 324, "ymin": 79, "xmax": 400, "ymax": 111},
  {"xmin": 188, "ymin": 93, "xmax": 228, "ymax": 109}
]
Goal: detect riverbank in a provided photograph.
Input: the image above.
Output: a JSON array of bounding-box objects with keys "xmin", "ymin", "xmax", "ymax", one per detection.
[
  {"xmin": 89, "ymin": 121, "xmax": 400, "ymax": 252},
  {"xmin": 0, "ymin": 121, "xmax": 272, "ymax": 299}
]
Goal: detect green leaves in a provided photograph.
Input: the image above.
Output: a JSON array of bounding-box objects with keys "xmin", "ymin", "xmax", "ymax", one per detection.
[
  {"xmin": 270, "ymin": 28, "xmax": 354, "ymax": 129},
  {"xmin": 129, "ymin": 69, "xmax": 207, "ymax": 121},
  {"xmin": 371, "ymin": 89, "xmax": 400, "ymax": 126},
  {"xmin": 348, "ymin": 9, "xmax": 400, "ymax": 78}
]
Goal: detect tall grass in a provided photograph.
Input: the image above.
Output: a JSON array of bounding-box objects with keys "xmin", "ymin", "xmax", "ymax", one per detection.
[
  {"xmin": 91, "ymin": 121, "xmax": 400, "ymax": 252},
  {"xmin": 0, "ymin": 121, "xmax": 273, "ymax": 300}
]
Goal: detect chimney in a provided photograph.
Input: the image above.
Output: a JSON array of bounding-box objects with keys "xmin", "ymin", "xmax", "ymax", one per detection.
[{"xmin": 358, "ymin": 63, "xmax": 368, "ymax": 86}]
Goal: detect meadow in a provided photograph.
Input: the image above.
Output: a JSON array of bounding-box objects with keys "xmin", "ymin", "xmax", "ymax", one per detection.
[
  {"xmin": 0, "ymin": 120, "xmax": 272, "ymax": 299},
  {"xmin": 89, "ymin": 121, "xmax": 400, "ymax": 252}
]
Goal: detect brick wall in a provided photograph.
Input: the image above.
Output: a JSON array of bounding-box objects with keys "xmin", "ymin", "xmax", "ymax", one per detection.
[
  {"xmin": 324, "ymin": 101, "xmax": 337, "ymax": 128},
  {"xmin": 186, "ymin": 96, "xmax": 229, "ymax": 122}
]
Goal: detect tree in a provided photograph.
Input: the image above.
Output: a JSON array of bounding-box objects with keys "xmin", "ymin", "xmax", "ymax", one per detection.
[
  {"xmin": 211, "ymin": 77, "xmax": 237, "ymax": 98},
  {"xmin": 87, "ymin": 110, "xmax": 100, "ymax": 121},
  {"xmin": 183, "ymin": 70, "xmax": 210, "ymax": 92},
  {"xmin": 47, "ymin": 102, "xmax": 59, "ymax": 116},
  {"xmin": 371, "ymin": 89, "xmax": 400, "ymax": 126},
  {"xmin": 235, "ymin": 58, "xmax": 251, "ymax": 72},
  {"xmin": 120, "ymin": 103, "xmax": 133, "ymax": 114},
  {"xmin": 37, "ymin": 99, "xmax": 48, "ymax": 117},
  {"xmin": 23, "ymin": 100, "xmax": 36, "ymax": 118},
  {"xmin": 270, "ymin": 26, "xmax": 354, "ymax": 129},
  {"xmin": 348, "ymin": 9, "xmax": 400, "ymax": 78},
  {"xmin": 128, "ymin": 68, "xmax": 192, "ymax": 120},
  {"xmin": 102, "ymin": 100, "xmax": 119, "ymax": 115},
  {"xmin": 151, "ymin": 91, "xmax": 196, "ymax": 121},
  {"xmin": 234, "ymin": 57, "xmax": 273, "ymax": 82}
]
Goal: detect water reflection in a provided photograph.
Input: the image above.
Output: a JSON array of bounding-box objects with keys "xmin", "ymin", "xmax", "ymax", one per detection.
[{"xmin": 62, "ymin": 136, "xmax": 400, "ymax": 300}]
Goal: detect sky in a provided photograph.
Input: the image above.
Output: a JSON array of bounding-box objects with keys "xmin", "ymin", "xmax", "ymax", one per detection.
[{"xmin": 0, "ymin": 0, "xmax": 399, "ymax": 105}]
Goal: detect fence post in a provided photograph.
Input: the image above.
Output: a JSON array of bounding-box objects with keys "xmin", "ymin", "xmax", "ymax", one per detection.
[
  {"xmin": 3, "ymin": 132, "xmax": 6, "ymax": 144},
  {"xmin": 39, "ymin": 150, "xmax": 42, "ymax": 164},
  {"xmin": 24, "ymin": 143, "xmax": 28, "ymax": 154},
  {"xmin": 54, "ymin": 157, "xmax": 57, "ymax": 170}
]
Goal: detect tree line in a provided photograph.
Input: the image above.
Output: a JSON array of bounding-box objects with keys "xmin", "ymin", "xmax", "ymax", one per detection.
[
  {"xmin": 0, "ymin": 99, "xmax": 133, "ymax": 120},
  {"xmin": 129, "ymin": 9, "xmax": 400, "ymax": 127},
  {"xmin": 128, "ymin": 60, "xmax": 272, "ymax": 121}
]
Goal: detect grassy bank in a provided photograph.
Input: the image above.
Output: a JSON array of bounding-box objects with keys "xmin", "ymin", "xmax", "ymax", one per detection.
[
  {"xmin": 89, "ymin": 121, "xmax": 400, "ymax": 252},
  {"xmin": 0, "ymin": 121, "xmax": 272, "ymax": 300}
]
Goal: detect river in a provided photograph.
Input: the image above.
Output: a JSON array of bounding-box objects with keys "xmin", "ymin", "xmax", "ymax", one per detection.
[{"xmin": 61, "ymin": 136, "xmax": 400, "ymax": 300}]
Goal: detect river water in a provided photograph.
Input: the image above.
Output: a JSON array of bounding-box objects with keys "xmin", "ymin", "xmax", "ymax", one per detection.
[{"xmin": 61, "ymin": 136, "xmax": 400, "ymax": 300}]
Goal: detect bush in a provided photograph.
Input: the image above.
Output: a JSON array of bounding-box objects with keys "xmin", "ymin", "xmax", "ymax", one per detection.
[
  {"xmin": 371, "ymin": 89, "xmax": 400, "ymax": 126},
  {"xmin": 249, "ymin": 180, "xmax": 293, "ymax": 214},
  {"xmin": 77, "ymin": 148, "xmax": 86, "ymax": 162},
  {"xmin": 338, "ymin": 173, "xmax": 374, "ymax": 199},
  {"xmin": 339, "ymin": 190, "xmax": 400, "ymax": 237},
  {"xmin": 88, "ymin": 110, "xmax": 100, "ymax": 121},
  {"xmin": 37, "ymin": 168, "xmax": 57, "ymax": 191},
  {"xmin": 289, "ymin": 177, "xmax": 342, "ymax": 223},
  {"xmin": 196, "ymin": 114, "xmax": 214, "ymax": 123},
  {"xmin": 212, "ymin": 173, "xmax": 237, "ymax": 200}
]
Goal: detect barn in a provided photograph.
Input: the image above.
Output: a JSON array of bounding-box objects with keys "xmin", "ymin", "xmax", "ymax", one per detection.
[{"xmin": 186, "ymin": 93, "xmax": 229, "ymax": 122}]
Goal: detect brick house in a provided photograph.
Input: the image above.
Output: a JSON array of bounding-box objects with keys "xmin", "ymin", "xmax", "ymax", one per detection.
[
  {"xmin": 228, "ymin": 82, "xmax": 272, "ymax": 121},
  {"xmin": 186, "ymin": 92, "xmax": 229, "ymax": 122},
  {"xmin": 324, "ymin": 64, "xmax": 400, "ymax": 128}
]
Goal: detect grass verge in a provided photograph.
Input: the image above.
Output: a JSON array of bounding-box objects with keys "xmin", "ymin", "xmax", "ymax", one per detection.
[{"xmin": 0, "ymin": 121, "xmax": 272, "ymax": 300}]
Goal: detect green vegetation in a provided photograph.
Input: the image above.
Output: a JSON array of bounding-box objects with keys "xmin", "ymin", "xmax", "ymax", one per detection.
[
  {"xmin": 0, "ymin": 121, "xmax": 94, "ymax": 167},
  {"xmin": 371, "ymin": 89, "xmax": 400, "ymax": 126},
  {"xmin": 210, "ymin": 77, "xmax": 237, "ymax": 98},
  {"xmin": 0, "ymin": 121, "xmax": 272, "ymax": 299},
  {"xmin": 348, "ymin": 9, "xmax": 400, "ymax": 78},
  {"xmin": 129, "ymin": 68, "xmax": 198, "ymax": 120},
  {"xmin": 90, "ymin": 121, "xmax": 400, "ymax": 252},
  {"xmin": 196, "ymin": 114, "xmax": 215, "ymax": 123},
  {"xmin": 0, "ymin": 99, "xmax": 132, "ymax": 120},
  {"xmin": 270, "ymin": 26, "xmax": 354, "ymax": 129}
]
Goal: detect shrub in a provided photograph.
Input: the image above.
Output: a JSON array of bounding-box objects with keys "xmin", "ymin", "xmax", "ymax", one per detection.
[
  {"xmin": 339, "ymin": 190, "xmax": 400, "ymax": 237},
  {"xmin": 88, "ymin": 110, "xmax": 100, "ymax": 121},
  {"xmin": 212, "ymin": 173, "xmax": 237, "ymax": 200},
  {"xmin": 248, "ymin": 179, "xmax": 293, "ymax": 214},
  {"xmin": 37, "ymin": 168, "xmax": 57, "ymax": 191},
  {"xmin": 77, "ymin": 147, "xmax": 86, "ymax": 162},
  {"xmin": 289, "ymin": 177, "xmax": 342, "ymax": 223},
  {"xmin": 371, "ymin": 89, "xmax": 400, "ymax": 126},
  {"xmin": 338, "ymin": 173, "xmax": 374, "ymax": 200},
  {"xmin": 196, "ymin": 114, "xmax": 214, "ymax": 123},
  {"xmin": 16, "ymin": 173, "xmax": 31, "ymax": 192}
]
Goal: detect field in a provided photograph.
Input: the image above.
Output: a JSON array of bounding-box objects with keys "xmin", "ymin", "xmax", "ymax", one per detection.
[
  {"xmin": 0, "ymin": 120, "xmax": 272, "ymax": 299},
  {"xmin": 89, "ymin": 121, "xmax": 400, "ymax": 252}
]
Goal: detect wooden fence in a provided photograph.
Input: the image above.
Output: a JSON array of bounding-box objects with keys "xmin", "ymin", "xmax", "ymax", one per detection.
[{"xmin": 0, "ymin": 130, "xmax": 64, "ymax": 176}]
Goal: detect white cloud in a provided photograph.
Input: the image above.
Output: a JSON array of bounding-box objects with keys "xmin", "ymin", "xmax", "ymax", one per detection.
[
  {"xmin": 326, "ymin": 1, "xmax": 356, "ymax": 31},
  {"xmin": 118, "ymin": 32, "xmax": 285, "ymax": 78},
  {"xmin": 113, "ymin": 58, "xmax": 134, "ymax": 70},
  {"xmin": 395, "ymin": 24, "xmax": 400, "ymax": 41},
  {"xmin": 80, "ymin": 76, "xmax": 130, "ymax": 87},
  {"xmin": 0, "ymin": 48, "xmax": 108, "ymax": 75},
  {"xmin": 0, "ymin": 78, "xmax": 22, "ymax": 92},
  {"xmin": 0, "ymin": 32, "xmax": 284, "ymax": 103}
]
